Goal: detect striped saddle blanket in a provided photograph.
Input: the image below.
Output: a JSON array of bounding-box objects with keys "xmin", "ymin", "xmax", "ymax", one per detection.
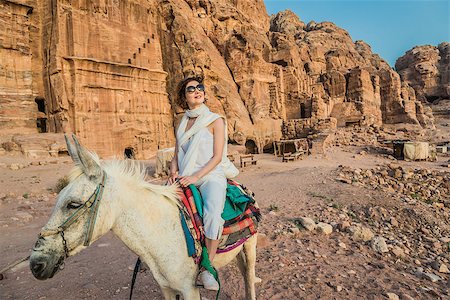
[{"xmin": 178, "ymin": 179, "xmax": 261, "ymax": 263}]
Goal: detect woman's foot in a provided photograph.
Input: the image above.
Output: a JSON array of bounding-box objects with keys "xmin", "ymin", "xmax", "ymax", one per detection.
[{"xmin": 199, "ymin": 270, "xmax": 219, "ymax": 291}]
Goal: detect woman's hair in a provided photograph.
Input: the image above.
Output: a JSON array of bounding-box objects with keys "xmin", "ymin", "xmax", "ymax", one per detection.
[{"xmin": 176, "ymin": 75, "xmax": 204, "ymax": 110}]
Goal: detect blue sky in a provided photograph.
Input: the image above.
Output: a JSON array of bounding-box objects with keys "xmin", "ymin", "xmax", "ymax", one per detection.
[{"xmin": 264, "ymin": 0, "xmax": 450, "ymax": 67}]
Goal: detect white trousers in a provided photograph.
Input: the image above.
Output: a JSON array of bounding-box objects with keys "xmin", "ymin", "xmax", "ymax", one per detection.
[{"xmin": 197, "ymin": 175, "xmax": 227, "ymax": 240}]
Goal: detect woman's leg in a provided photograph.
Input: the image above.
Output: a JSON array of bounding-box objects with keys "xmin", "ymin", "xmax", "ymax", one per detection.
[
  {"xmin": 198, "ymin": 177, "xmax": 227, "ymax": 264},
  {"xmin": 205, "ymin": 238, "xmax": 219, "ymax": 263}
]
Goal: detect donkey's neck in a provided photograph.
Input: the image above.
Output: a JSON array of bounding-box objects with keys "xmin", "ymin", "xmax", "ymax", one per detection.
[
  {"xmin": 108, "ymin": 183, "xmax": 198, "ymax": 291},
  {"xmin": 111, "ymin": 185, "xmax": 185, "ymax": 263}
]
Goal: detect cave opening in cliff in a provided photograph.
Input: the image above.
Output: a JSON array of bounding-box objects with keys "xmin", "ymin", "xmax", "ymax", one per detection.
[
  {"xmin": 345, "ymin": 119, "xmax": 361, "ymax": 127},
  {"xmin": 425, "ymin": 95, "xmax": 440, "ymax": 103},
  {"xmin": 35, "ymin": 97, "xmax": 46, "ymax": 113},
  {"xmin": 300, "ymin": 103, "xmax": 306, "ymax": 118},
  {"xmin": 36, "ymin": 119, "xmax": 47, "ymax": 133},
  {"xmin": 263, "ymin": 142, "xmax": 274, "ymax": 154},
  {"xmin": 245, "ymin": 140, "xmax": 258, "ymax": 154},
  {"xmin": 35, "ymin": 97, "xmax": 47, "ymax": 133},
  {"xmin": 273, "ymin": 60, "xmax": 288, "ymax": 67},
  {"xmin": 124, "ymin": 148, "xmax": 135, "ymax": 159}
]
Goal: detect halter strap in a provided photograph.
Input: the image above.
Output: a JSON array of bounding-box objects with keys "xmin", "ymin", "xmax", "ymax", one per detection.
[{"xmin": 38, "ymin": 173, "xmax": 107, "ymax": 256}]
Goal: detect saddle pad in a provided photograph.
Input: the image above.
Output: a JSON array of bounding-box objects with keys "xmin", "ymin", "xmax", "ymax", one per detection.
[
  {"xmin": 178, "ymin": 181, "xmax": 261, "ymax": 261},
  {"xmin": 222, "ymin": 180, "xmax": 256, "ymax": 220}
]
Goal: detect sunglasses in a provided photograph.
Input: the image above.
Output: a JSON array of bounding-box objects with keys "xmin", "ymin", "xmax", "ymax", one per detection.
[{"xmin": 185, "ymin": 84, "xmax": 205, "ymax": 93}]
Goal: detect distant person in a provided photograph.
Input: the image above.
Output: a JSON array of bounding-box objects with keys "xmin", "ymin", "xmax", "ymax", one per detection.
[{"xmin": 168, "ymin": 75, "xmax": 236, "ymax": 290}]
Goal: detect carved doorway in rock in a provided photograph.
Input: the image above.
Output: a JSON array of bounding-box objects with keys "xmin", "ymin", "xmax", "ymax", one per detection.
[
  {"xmin": 263, "ymin": 142, "xmax": 274, "ymax": 154},
  {"xmin": 300, "ymin": 103, "xmax": 306, "ymax": 119},
  {"xmin": 245, "ymin": 140, "xmax": 258, "ymax": 154},
  {"xmin": 124, "ymin": 147, "xmax": 135, "ymax": 159},
  {"xmin": 35, "ymin": 97, "xmax": 47, "ymax": 133}
]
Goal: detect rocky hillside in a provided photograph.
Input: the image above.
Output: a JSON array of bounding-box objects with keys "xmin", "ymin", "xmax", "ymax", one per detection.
[
  {"xmin": 396, "ymin": 43, "xmax": 449, "ymax": 103},
  {"xmin": 0, "ymin": 0, "xmax": 442, "ymax": 158},
  {"xmin": 396, "ymin": 43, "xmax": 450, "ymax": 121}
]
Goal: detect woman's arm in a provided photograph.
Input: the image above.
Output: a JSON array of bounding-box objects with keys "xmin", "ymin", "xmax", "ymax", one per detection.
[{"xmin": 178, "ymin": 118, "xmax": 225, "ymax": 187}]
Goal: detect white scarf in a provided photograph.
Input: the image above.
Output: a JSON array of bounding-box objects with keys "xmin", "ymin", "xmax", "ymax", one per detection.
[{"xmin": 176, "ymin": 104, "xmax": 223, "ymax": 176}]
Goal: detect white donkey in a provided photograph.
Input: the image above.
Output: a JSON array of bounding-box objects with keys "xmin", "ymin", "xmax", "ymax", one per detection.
[{"xmin": 30, "ymin": 135, "xmax": 259, "ymax": 299}]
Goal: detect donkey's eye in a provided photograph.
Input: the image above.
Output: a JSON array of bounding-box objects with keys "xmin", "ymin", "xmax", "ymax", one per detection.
[{"xmin": 67, "ymin": 202, "xmax": 83, "ymax": 209}]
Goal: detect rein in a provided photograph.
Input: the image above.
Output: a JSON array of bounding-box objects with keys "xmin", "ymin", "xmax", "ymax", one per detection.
[{"xmin": 38, "ymin": 173, "xmax": 107, "ymax": 258}]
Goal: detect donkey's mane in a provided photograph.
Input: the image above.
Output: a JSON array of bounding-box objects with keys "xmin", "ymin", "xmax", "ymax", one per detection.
[{"xmin": 69, "ymin": 157, "xmax": 180, "ymax": 207}]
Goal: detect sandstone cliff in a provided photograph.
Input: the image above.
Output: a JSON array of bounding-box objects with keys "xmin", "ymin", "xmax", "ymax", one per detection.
[
  {"xmin": 396, "ymin": 43, "xmax": 449, "ymax": 103},
  {"xmin": 0, "ymin": 0, "xmax": 439, "ymax": 158}
]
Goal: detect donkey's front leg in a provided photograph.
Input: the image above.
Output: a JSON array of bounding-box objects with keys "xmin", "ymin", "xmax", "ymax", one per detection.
[
  {"xmin": 181, "ymin": 286, "xmax": 201, "ymax": 300},
  {"xmin": 161, "ymin": 287, "xmax": 179, "ymax": 300}
]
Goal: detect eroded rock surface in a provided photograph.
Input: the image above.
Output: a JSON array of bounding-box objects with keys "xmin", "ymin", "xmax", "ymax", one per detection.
[
  {"xmin": 396, "ymin": 43, "xmax": 450, "ymax": 103},
  {"xmin": 0, "ymin": 1, "xmax": 442, "ymax": 158}
]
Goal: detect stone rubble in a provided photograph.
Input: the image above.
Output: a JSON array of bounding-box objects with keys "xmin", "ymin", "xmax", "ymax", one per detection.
[{"xmin": 336, "ymin": 164, "xmax": 449, "ymax": 204}]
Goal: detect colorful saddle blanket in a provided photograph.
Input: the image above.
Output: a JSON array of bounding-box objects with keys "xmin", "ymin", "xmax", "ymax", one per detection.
[{"xmin": 178, "ymin": 179, "xmax": 261, "ymax": 263}]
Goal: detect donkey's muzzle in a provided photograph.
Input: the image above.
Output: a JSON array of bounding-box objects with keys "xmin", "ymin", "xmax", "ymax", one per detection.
[
  {"xmin": 30, "ymin": 260, "xmax": 47, "ymax": 279},
  {"xmin": 30, "ymin": 251, "xmax": 63, "ymax": 280}
]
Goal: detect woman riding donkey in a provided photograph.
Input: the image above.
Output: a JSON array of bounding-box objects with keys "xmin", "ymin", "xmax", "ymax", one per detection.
[{"xmin": 168, "ymin": 75, "xmax": 237, "ymax": 291}]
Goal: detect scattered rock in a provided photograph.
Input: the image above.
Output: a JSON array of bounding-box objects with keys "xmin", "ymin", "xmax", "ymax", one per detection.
[
  {"xmin": 439, "ymin": 237, "xmax": 450, "ymax": 243},
  {"xmin": 337, "ymin": 221, "xmax": 350, "ymax": 231},
  {"xmin": 422, "ymin": 272, "xmax": 441, "ymax": 283},
  {"xmin": 316, "ymin": 222, "xmax": 333, "ymax": 235},
  {"xmin": 299, "ymin": 217, "xmax": 316, "ymax": 231},
  {"xmin": 348, "ymin": 225, "xmax": 374, "ymax": 242},
  {"xmin": 431, "ymin": 260, "xmax": 450, "ymax": 273},
  {"xmin": 338, "ymin": 242, "xmax": 346, "ymax": 249},
  {"xmin": 336, "ymin": 165, "xmax": 449, "ymax": 204},
  {"xmin": 371, "ymin": 236, "xmax": 389, "ymax": 253},
  {"xmin": 391, "ymin": 246, "xmax": 405, "ymax": 258},
  {"xmin": 9, "ymin": 163, "xmax": 20, "ymax": 170},
  {"xmin": 389, "ymin": 217, "xmax": 398, "ymax": 227},
  {"xmin": 400, "ymin": 294, "xmax": 415, "ymax": 300},
  {"xmin": 289, "ymin": 227, "xmax": 300, "ymax": 234},
  {"xmin": 386, "ymin": 292, "xmax": 399, "ymax": 300}
]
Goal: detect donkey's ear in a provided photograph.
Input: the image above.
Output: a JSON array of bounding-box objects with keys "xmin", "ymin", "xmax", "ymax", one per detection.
[
  {"xmin": 64, "ymin": 134, "xmax": 81, "ymax": 165},
  {"xmin": 71, "ymin": 134, "xmax": 102, "ymax": 180}
]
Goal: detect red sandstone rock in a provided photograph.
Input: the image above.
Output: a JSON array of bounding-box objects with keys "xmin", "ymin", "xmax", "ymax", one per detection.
[
  {"xmin": 0, "ymin": 1, "xmax": 441, "ymax": 158},
  {"xmin": 396, "ymin": 43, "xmax": 449, "ymax": 103}
]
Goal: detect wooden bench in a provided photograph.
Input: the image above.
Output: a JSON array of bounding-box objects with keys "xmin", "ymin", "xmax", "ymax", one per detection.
[
  {"xmin": 282, "ymin": 150, "xmax": 306, "ymax": 162},
  {"xmin": 240, "ymin": 154, "xmax": 257, "ymax": 168},
  {"xmin": 282, "ymin": 152, "xmax": 295, "ymax": 162}
]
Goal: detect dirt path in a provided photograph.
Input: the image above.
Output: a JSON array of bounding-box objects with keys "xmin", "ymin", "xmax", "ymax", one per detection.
[{"xmin": 0, "ymin": 149, "xmax": 449, "ymax": 299}]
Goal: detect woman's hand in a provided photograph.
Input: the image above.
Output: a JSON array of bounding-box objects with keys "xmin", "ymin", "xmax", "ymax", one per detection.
[
  {"xmin": 178, "ymin": 175, "xmax": 199, "ymax": 187},
  {"xmin": 167, "ymin": 171, "xmax": 179, "ymax": 185}
]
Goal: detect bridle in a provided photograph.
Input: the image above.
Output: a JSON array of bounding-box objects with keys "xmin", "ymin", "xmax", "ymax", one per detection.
[{"xmin": 37, "ymin": 173, "xmax": 107, "ymax": 258}]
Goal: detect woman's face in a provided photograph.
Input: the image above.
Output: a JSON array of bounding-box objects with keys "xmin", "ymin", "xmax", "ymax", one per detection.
[{"xmin": 185, "ymin": 80, "xmax": 205, "ymax": 109}]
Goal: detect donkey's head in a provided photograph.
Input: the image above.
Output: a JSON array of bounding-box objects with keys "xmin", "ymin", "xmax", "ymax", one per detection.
[{"xmin": 30, "ymin": 135, "xmax": 114, "ymax": 280}]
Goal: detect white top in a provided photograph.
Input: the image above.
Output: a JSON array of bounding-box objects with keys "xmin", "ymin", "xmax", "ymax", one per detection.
[{"xmin": 180, "ymin": 127, "xmax": 223, "ymax": 178}]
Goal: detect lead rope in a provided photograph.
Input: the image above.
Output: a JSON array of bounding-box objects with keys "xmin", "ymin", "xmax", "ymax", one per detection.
[{"xmin": 129, "ymin": 257, "xmax": 141, "ymax": 300}]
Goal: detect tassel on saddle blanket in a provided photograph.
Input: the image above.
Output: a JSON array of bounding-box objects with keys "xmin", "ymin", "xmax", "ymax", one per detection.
[{"xmin": 178, "ymin": 179, "xmax": 261, "ymax": 263}]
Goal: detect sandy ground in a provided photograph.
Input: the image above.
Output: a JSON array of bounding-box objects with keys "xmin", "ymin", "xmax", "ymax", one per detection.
[{"xmin": 0, "ymin": 145, "xmax": 449, "ymax": 299}]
